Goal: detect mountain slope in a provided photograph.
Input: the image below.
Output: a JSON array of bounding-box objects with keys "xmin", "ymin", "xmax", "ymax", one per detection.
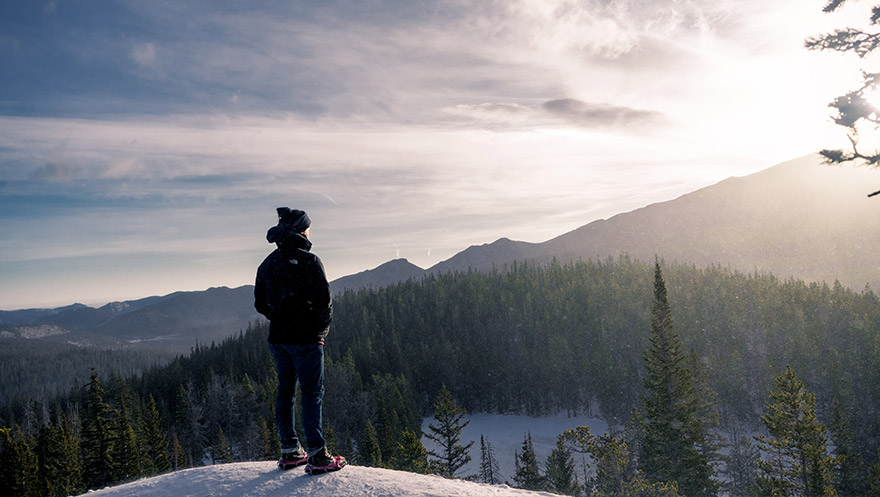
[
  {"xmin": 331, "ymin": 258, "xmax": 426, "ymax": 293},
  {"xmin": 87, "ymin": 462, "xmax": 557, "ymax": 497},
  {"xmin": 418, "ymin": 154, "xmax": 880, "ymax": 290},
  {"xmin": 0, "ymin": 286, "xmax": 261, "ymax": 353},
  {"xmin": 538, "ymin": 154, "xmax": 880, "ymax": 289}
]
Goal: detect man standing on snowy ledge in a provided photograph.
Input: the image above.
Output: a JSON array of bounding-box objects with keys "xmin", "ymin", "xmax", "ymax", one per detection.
[{"xmin": 255, "ymin": 207, "xmax": 346, "ymax": 474}]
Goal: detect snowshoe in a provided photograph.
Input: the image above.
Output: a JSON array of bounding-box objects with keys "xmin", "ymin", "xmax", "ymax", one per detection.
[
  {"xmin": 304, "ymin": 447, "xmax": 346, "ymax": 474},
  {"xmin": 278, "ymin": 448, "xmax": 308, "ymax": 470}
]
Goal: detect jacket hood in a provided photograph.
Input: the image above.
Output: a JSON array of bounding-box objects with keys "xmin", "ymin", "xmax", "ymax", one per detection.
[{"xmin": 267, "ymin": 225, "xmax": 312, "ymax": 252}]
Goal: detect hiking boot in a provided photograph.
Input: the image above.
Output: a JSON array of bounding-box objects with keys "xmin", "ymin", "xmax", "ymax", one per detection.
[
  {"xmin": 305, "ymin": 446, "xmax": 346, "ymax": 474},
  {"xmin": 278, "ymin": 446, "xmax": 308, "ymax": 470}
]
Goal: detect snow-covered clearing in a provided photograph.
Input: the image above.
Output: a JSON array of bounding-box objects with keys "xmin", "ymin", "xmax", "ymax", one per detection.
[
  {"xmin": 422, "ymin": 412, "xmax": 609, "ymax": 481},
  {"xmin": 85, "ymin": 461, "xmax": 561, "ymax": 497},
  {"xmin": 85, "ymin": 413, "xmax": 609, "ymax": 497}
]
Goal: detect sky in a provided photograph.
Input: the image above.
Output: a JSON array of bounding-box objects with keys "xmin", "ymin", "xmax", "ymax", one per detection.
[{"xmin": 0, "ymin": 0, "xmax": 876, "ymax": 310}]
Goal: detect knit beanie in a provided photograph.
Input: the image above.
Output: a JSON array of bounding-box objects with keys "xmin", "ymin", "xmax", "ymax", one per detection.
[{"xmin": 267, "ymin": 207, "xmax": 311, "ymax": 244}]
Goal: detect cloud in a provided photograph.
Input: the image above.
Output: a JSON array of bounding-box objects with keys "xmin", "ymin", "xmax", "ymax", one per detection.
[
  {"xmin": 130, "ymin": 42, "xmax": 157, "ymax": 66},
  {"xmin": 542, "ymin": 98, "xmax": 664, "ymax": 127},
  {"xmin": 443, "ymin": 103, "xmax": 535, "ymax": 125},
  {"xmin": 28, "ymin": 161, "xmax": 82, "ymax": 182}
]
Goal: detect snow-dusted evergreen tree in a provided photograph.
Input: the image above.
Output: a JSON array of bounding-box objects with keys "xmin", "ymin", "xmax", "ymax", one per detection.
[
  {"xmin": 545, "ymin": 434, "xmax": 579, "ymax": 496},
  {"xmin": 81, "ymin": 370, "xmax": 118, "ymax": 489},
  {"xmin": 425, "ymin": 385, "xmax": 473, "ymax": 478},
  {"xmin": 170, "ymin": 434, "xmax": 186, "ymax": 471},
  {"xmin": 512, "ymin": 432, "xmax": 545, "ymax": 491},
  {"xmin": 211, "ymin": 427, "xmax": 233, "ymax": 464},
  {"xmin": 479, "ymin": 434, "xmax": 502, "ymax": 484},
  {"xmin": 754, "ymin": 365, "xmax": 836, "ymax": 497},
  {"xmin": 172, "ymin": 383, "xmax": 205, "ymax": 468},
  {"xmin": 391, "ymin": 428, "xmax": 429, "ymax": 474},
  {"xmin": 359, "ymin": 418, "xmax": 383, "ymax": 467},
  {"xmin": 0, "ymin": 425, "xmax": 38, "ymax": 497},
  {"xmin": 113, "ymin": 398, "xmax": 142, "ymax": 481},
  {"xmin": 142, "ymin": 395, "xmax": 171, "ymax": 474},
  {"xmin": 36, "ymin": 415, "xmax": 82, "ymax": 497},
  {"xmin": 562, "ymin": 425, "xmax": 682, "ymax": 497},
  {"xmin": 640, "ymin": 262, "xmax": 719, "ymax": 497}
]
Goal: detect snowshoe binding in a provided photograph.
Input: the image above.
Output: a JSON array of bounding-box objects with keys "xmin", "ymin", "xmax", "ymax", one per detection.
[
  {"xmin": 278, "ymin": 448, "xmax": 308, "ymax": 470},
  {"xmin": 304, "ymin": 447, "xmax": 346, "ymax": 475}
]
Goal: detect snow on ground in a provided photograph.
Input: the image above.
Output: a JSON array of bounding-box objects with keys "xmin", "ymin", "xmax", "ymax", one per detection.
[
  {"xmin": 85, "ymin": 413, "xmax": 608, "ymax": 497},
  {"xmin": 422, "ymin": 412, "xmax": 609, "ymax": 481},
  {"xmin": 85, "ymin": 461, "xmax": 562, "ymax": 497}
]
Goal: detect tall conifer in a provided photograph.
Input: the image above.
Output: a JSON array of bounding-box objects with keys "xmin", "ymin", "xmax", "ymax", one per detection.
[
  {"xmin": 211, "ymin": 427, "xmax": 233, "ymax": 464},
  {"xmin": 512, "ymin": 432, "xmax": 545, "ymax": 491},
  {"xmin": 391, "ymin": 428, "xmax": 429, "ymax": 474},
  {"xmin": 640, "ymin": 262, "xmax": 719, "ymax": 497},
  {"xmin": 359, "ymin": 419, "xmax": 383, "ymax": 467},
  {"xmin": 425, "ymin": 385, "xmax": 473, "ymax": 478},
  {"xmin": 754, "ymin": 366, "xmax": 836, "ymax": 497},
  {"xmin": 545, "ymin": 434, "xmax": 579, "ymax": 496},
  {"xmin": 113, "ymin": 398, "xmax": 142, "ymax": 481},
  {"xmin": 37, "ymin": 416, "xmax": 83, "ymax": 497},
  {"xmin": 80, "ymin": 370, "xmax": 118, "ymax": 489},
  {"xmin": 142, "ymin": 395, "xmax": 171, "ymax": 474},
  {"xmin": 0, "ymin": 425, "xmax": 39, "ymax": 497}
]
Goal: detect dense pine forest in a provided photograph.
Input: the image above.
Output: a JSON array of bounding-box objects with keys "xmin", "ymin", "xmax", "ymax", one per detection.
[
  {"xmin": 2, "ymin": 256, "xmax": 880, "ymax": 495},
  {"xmin": 0, "ymin": 341, "xmax": 171, "ymax": 405}
]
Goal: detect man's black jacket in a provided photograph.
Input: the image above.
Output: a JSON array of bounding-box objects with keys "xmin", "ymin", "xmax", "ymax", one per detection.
[{"xmin": 255, "ymin": 232, "xmax": 332, "ymax": 344}]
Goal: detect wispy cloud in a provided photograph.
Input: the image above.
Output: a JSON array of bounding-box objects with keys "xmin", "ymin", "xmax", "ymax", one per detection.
[
  {"xmin": 0, "ymin": 0, "xmax": 870, "ymax": 308},
  {"xmin": 130, "ymin": 42, "xmax": 157, "ymax": 66}
]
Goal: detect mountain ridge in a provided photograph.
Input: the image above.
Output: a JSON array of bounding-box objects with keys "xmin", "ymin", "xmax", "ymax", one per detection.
[
  {"xmin": 343, "ymin": 154, "xmax": 880, "ymax": 292},
  {"xmin": 4, "ymin": 154, "xmax": 878, "ymax": 349}
]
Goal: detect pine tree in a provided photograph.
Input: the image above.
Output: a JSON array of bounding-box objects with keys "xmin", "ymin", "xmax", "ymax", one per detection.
[
  {"xmin": 391, "ymin": 428, "xmax": 429, "ymax": 474},
  {"xmin": 142, "ymin": 395, "xmax": 171, "ymax": 474},
  {"xmin": 479, "ymin": 435, "xmax": 502, "ymax": 484},
  {"xmin": 339, "ymin": 430, "xmax": 356, "ymax": 464},
  {"xmin": 0, "ymin": 425, "xmax": 39, "ymax": 497},
  {"xmin": 212, "ymin": 427, "xmax": 233, "ymax": 464},
  {"xmin": 258, "ymin": 418, "xmax": 277, "ymax": 461},
  {"xmin": 640, "ymin": 262, "xmax": 719, "ymax": 497},
  {"xmin": 562, "ymin": 426, "xmax": 683, "ymax": 497},
  {"xmin": 828, "ymin": 398, "xmax": 864, "ymax": 496},
  {"xmin": 754, "ymin": 366, "xmax": 837, "ymax": 497},
  {"xmin": 425, "ymin": 385, "xmax": 473, "ymax": 478},
  {"xmin": 359, "ymin": 418, "xmax": 383, "ymax": 467},
  {"xmin": 173, "ymin": 383, "xmax": 205, "ymax": 467},
  {"xmin": 170, "ymin": 434, "xmax": 186, "ymax": 471},
  {"xmin": 545, "ymin": 434, "xmax": 579, "ymax": 496},
  {"xmin": 81, "ymin": 370, "xmax": 118, "ymax": 489},
  {"xmin": 512, "ymin": 432, "xmax": 545, "ymax": 491},
  {"xmin": 375, "ymin": 403, "xmax": 397, "ymax": 464},
  {"xmin": 113, "ymin": 398, "xmax": 142, "ymax": 481},
  {"xmin": 36, "ymin": 416, "xmax": 83, "ymax": 497},
  {"xmin": 869, "ymin": 453, "xmax": 880, "ymax": 497}
]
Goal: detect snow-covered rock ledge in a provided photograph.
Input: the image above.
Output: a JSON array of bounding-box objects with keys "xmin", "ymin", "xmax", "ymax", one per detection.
[{"xmin": 85, "ymin": 461, "xmax": 560, "ymax": 497}]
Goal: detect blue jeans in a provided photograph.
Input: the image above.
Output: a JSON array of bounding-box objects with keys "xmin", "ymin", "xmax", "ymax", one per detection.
[{"xmin": 269, "ymin": 343, "xmax": 325, "ymax": 453}]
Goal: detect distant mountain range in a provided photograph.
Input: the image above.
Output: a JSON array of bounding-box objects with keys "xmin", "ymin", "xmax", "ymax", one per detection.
[
  {"xmin": 3, "ymin": 154, "xmax": 877, "ymax": 351},
  {"xmin": 335, "ymin": 154, "xmax": 880, "ymax": 293},
  {"xmin": 0, "ymin": 286, "xmax": 260, "ymax": 352}
]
